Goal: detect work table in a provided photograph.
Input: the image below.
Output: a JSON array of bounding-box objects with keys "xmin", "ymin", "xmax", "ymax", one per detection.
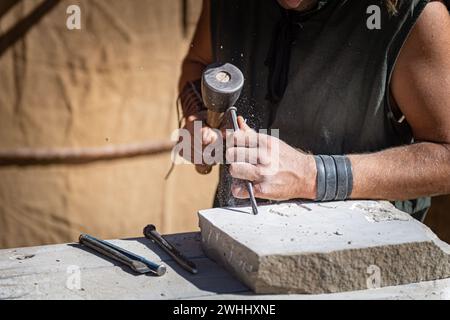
[{"xmin": 1, "ymin": 232, "xmax": 449, "ymax": 300}]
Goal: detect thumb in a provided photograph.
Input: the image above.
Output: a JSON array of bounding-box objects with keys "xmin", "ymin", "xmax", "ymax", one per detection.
[{"xmin": 237, "ymin": 116, "xmax": 254, "ymax": 133}]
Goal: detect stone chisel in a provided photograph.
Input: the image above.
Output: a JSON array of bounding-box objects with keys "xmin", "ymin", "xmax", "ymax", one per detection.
[
  {"xmin": 79, "ymin": 234, "xmax": 166, "ymax": 276},
  {"xmin": 228, "ymin": 106, "xmax": 259, "ymax": 216},
  {"xmin": 143, "ymin": 225, "xmax": 198, "ymax": 274}
]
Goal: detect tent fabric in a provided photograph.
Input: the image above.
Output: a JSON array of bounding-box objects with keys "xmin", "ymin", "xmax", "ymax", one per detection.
[{"xmin": 0, "ymin": 0, "xmax": 217, "ymax": 249}]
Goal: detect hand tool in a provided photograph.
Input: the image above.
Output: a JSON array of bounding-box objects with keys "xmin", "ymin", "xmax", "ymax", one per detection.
[
  {"xmin": 79, "ymin": 234, "xmax": 166, "ymax": 276},
  {"xmin": 201, "ymin": 63, "xmax": 259, "ymax": 215},
  {"xmin": 143, "ymin": 224, "xmax": 198, "ymax": 274}
]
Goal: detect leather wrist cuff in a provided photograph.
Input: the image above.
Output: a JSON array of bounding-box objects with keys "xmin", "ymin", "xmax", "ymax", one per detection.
[{"xmin": 314, "ymin": 155, "xmax": 353, "ymax": 201}]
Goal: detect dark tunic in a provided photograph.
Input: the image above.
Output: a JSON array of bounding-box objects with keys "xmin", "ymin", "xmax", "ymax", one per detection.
[{"xmin": 210, "ymin": 0, "xmax": 431, "ymax": 220}]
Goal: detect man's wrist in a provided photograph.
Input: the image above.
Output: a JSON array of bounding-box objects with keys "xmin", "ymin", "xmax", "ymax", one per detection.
[{"xmin": 303, "ymin": 155, "xmax": 318, "ymax": 200}]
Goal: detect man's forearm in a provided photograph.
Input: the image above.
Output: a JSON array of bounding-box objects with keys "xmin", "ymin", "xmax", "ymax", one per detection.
[{"xmin": 348, "ymin": 142, "xmax": 450, "ymax": 200}]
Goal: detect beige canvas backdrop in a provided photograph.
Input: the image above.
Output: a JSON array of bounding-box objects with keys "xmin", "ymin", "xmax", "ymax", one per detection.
[
  {"xmin": 0, "ymin": 0, "xmax": 448, "ymax": 249},
  {"xmin": 0, "ymin": 0, "xmax": 219, "ymax": 249}
]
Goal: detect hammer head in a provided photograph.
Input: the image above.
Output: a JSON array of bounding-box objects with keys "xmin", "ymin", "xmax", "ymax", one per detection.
[{"xmin": 201, "ymin": 63, "xmax": 244, "ymax": 114}]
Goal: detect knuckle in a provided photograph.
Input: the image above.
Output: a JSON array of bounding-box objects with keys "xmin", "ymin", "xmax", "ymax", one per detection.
[
  {"xmin": 249, "ymin": 149, "xmax": 258, "ymax": 164},
  {"xmin": 225, "ymin": 148, "xmax": 234, "ymax": 163},
  {"xmin": 234, "ymin": 132, "xmax": 246, "ymax": 145},
  {"xmin": 259, "ymin": 183, "xmax": 270, "ymax": 196},
  {"xmin": 254, "ymin": 166, "xmax": 263, "ymax": 180},
  {"xmin": 250, "ymin": 133, "xmax": 260, "ymax": 147},
  {"xmin": 254, "ymin": 183, "xmax": 266, "ymax": 196},
  {"xmin": 257, "ymin": 150, "xmax": 267, "ymax": 165}
]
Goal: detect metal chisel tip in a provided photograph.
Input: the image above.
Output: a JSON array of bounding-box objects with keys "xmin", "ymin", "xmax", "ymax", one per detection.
[{"xmin": 247, "ymin": 182, "xmax": 258, "ymax": 215}]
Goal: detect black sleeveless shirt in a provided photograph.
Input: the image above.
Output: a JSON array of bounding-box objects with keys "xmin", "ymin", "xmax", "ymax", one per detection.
[{"xmin": 210, "ymin": 0, "xmax": 431, "ymax": 219}]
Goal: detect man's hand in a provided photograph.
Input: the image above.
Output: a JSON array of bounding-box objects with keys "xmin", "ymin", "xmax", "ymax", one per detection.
[
  {"xmin": 179, "ymin": 111, "xmax": 221, "ymax": 174},
  {"xmin": 226, "ymin": 117, "xmax": 317, "ymax": 201}
]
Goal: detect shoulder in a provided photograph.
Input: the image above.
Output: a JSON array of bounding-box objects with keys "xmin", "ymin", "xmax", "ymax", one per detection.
[
  {"xmin": 395, "ymin": 1, "xmax": 449, "ymax": 73},
  {"xmin": 410, "ymin": 0, "xmax": 449, "ymax": 49},
  {"xmin": 391, "ymin": 0, "xmax": 450, "ymax": 142},
  {"xmin": 411, "ymin": 1, "xmax": 449, "ymax": 40}
]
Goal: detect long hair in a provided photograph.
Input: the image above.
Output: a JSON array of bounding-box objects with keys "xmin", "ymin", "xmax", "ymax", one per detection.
[{"xmin": 386, "ymin": 0, "xmax": 400, "ymax": 15}]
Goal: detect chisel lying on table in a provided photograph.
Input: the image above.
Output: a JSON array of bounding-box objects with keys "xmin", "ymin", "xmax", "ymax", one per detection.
[
  {"xmin": 143, "ymin": 225, "xmax": 198, "ymax": 274},
  {"xmin": 79, "ymin": 234, "xmax": 166, "ymax": 276}
]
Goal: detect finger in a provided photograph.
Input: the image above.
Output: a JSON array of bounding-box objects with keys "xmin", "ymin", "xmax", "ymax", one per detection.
[
  {"xmin": 226, "ymin": 147, "xmax": 265, "ymax": 165},
  {"xmin": 229, "ymin": 162, "xmax": 261, "ymax": 182},
  {"xmin": 231, "ymin": 180, "xmax": 249, "ymax": 199},
  {"xmin": 182, "ymin": 144, "xmax": 204, "ymax": 164},
  {"xmin": 186, "ymin": 115, "xmax": 199, "ymax": 123},
  {"xmin": 237, "ymin": 116, "xmax": 253, "ymax": 133},
  {"xmin": 202, "ymin": 128, "xmax": 212, "ymax": 145},
  {"xmin": 228, "ymin": 130, "xmax": 259, "ymax": 148},
  {"xmin": 202, "ymin": 127, "xmax": 219, "ymax": 145},
  {"xmin": 224, "ymin": 116, "xmax": 258, "ymax": 147},
  {"xmin": 232, "ymin": 181, "xmax": 269, "ymax": 199},
  {"xmin": 179, "ymin": 145, "xmax": 203, "ymax": 163},
  {"xmin": 188, "ymin": 131, "xmax": 210, "ymax": 164}
]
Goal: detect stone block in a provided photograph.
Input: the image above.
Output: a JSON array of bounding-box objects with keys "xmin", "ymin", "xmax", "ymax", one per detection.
[{"xmin": 199, "ymin": 201, "xmax": 450, "ymax": 294}]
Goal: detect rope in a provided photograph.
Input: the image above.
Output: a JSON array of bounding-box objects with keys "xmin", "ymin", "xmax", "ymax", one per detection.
[{"xmin": 0, "ymin": 140, "xmax": 175, "ymax": 166}]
